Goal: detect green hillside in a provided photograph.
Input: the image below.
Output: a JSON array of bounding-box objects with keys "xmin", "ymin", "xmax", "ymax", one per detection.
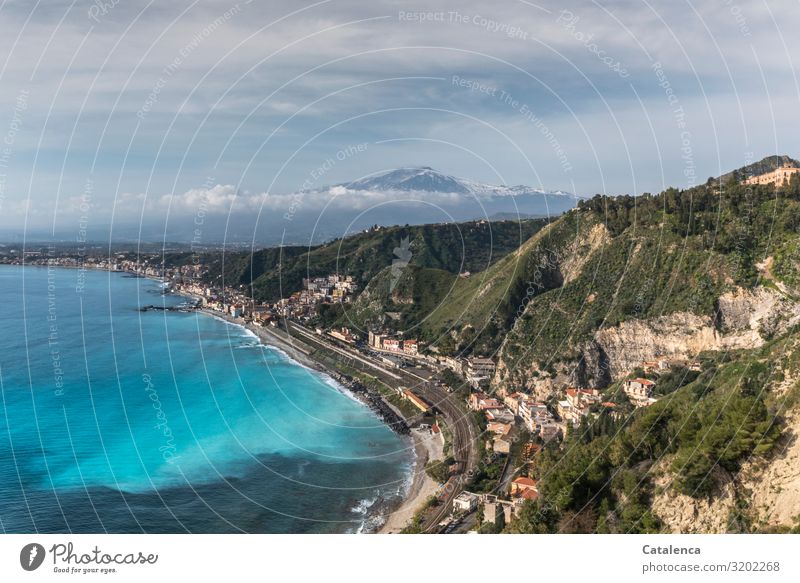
[
  {"xmin": 509, "ymin": 330, "xmax": 798, "ymax": 534},
  {"xmin": 185, "ymin": 219, "xmax": 550, "ymax": 302},
  {"xmin": 352, "ymin": 164, "xmax": 800, "ymax": 360},
  {"xmin": 496, "ymin": 160, "xmax": 800, "ymax": 533},
  {"xmin": 339, "ymin": 264, "xmax": 457, "ymax": 334},
  {"xmin": 342, "ymin": 211, "xmax": 596, "ymax": 353},
  {"xmin": 500, "ymin": 175, "xmax": 800, "ymax": 370}
]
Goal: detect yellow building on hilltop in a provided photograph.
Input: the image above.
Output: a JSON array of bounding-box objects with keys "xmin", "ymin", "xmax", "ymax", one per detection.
[{"xmin": 742, "ymin": 163, "xmax": 800, "ymax": 186}]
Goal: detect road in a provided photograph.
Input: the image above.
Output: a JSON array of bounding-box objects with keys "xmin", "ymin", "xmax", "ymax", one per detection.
[{"xmin": 284, "ymin": 321, "xmax": 479, "ymax": 532}]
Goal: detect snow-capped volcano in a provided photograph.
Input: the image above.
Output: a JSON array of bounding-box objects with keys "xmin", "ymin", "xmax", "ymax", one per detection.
[
  {"xmin": 343, "ymin": 167, "xmax": 471, "ymax": 194},
  {"xmin": 130, "ymin": 167, "xmax": 580, "ymax": 246},
  {"xmin": 339, "ymin": 166, "xmax": 573, "ymax": 198}
]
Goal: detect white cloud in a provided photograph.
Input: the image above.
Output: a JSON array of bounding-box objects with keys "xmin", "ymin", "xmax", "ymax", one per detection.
[{"xmin": 0, "ymin": 0, "xmax": 798, "ymax": 232}]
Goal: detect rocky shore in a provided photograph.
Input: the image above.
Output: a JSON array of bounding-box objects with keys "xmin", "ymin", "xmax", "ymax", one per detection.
[{"xmin": 326, "ymin": 370, "xmax": 410, "ymax": 435}]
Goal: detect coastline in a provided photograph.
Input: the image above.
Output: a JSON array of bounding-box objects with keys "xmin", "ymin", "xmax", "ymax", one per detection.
[
  {"xmin": 189, "ymin": 304, "xmax": 426, "ymax": 533},
  {"xmin": 19, "ymin": 266, "xmax": 433, "ymax": 534},
  {"xmin": 198, "ymin": 308, "xmax": 323, "ymax": 372},
  {"xmin": 7, "ymin": 263, "xmax": 446, "ymax": 533},
  {"xmin": 378, "ymin": 426, "xmax": 444, "ymax": 534}
]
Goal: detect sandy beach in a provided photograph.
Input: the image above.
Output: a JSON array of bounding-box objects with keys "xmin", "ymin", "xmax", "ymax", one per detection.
[{"xmin": 379, "ymin": 426, "xmax": 444, "ymax": 533}]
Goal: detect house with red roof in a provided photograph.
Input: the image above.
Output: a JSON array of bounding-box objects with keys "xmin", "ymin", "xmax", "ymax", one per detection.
[{"xmin": 510, "ymin": 476, "xmax": 539, "ymax": 503}]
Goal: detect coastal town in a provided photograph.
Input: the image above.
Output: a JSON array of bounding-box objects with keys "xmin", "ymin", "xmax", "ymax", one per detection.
[
  {"xmin": 4, "ymin": 0, "xmax": 800, "ymax": 574},
  {"xmin": 1, "ymin": 247, "xmax": 705, "ymax": 534}
]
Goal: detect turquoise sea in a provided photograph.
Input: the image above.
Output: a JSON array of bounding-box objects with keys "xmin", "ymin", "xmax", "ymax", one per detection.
[{"xmin": 0, "ymin": 265, "xmax": 411, "ymax": 533}]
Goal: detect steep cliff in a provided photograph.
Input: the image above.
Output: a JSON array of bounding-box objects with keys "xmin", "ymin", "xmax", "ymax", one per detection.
[
  {"xmin": 495, "ymin": 284, "xmax": 800, "ymax": 396},
  {"xmin": 744, "ymin": 410, "xmax": 800, "ymax": 530},
  {"xmin": 651, "ymin": 466, "xmax": 738, "ymax": 533},
  {"xmin": 431, "ymin": 164, "xmax": 800, "ymax": 534}
]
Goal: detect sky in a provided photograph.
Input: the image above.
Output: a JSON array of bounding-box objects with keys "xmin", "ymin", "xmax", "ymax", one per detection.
[{"xmin": 0, "ymin": 0, "xmax": 798, "ymax": 241}]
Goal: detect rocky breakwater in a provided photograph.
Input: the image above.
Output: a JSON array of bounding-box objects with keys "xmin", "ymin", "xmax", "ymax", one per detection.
[
  {"xmin": 327, "ymin": 370, "xmax": 410, "ymax": 436},
  {"xmin": 139, "ymin": 301, "xmax": 200, "ymax": 313}
]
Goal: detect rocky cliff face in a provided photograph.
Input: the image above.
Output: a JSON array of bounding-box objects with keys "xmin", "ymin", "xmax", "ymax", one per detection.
[
  {"xmin": 651, "ymin": 466, "xmax": 738, "ymax": 533},
  {"xmin": 581, "ymin": 312, "xmax": 718, "ymax": 383},
  {"xmin": 651, "ymin": 449, "xmax": 800, "ymax": 533},
  {"xmin": 744, "ymin": 410, "xmax": 800, "ymax": 530},
  {"xmin": 716, "ymin": 285, "xmax": 799, "ymax": 341},
  {"xmin": 559, "ymin": 223, "xmax": 612, "ymax": 285},
  {"xmin": 652, "ymin": 344, "xmax": 800, "ymax": 533},
  {"xmin": 494, "ymin": 285, "xmax": 800, "ymax": 394}
]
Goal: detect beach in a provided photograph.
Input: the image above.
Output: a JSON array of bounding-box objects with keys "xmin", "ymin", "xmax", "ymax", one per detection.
[
  {"xmin": 194, "ymin": 306, "xmax": 433, "ymax": 533},
  {"xmin": 199, "ymin": 308, "xmax": 323, "ymax": 371},
  {"xmin": 379, "ymin": 426, "xmax": 444, "ymax": 533}
]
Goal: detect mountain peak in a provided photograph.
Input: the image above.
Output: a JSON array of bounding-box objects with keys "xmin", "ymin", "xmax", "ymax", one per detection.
[
  {"xmin": 343, "ymin": 167, "xmax": 470, "ymax": 194},
  {"xmin": 337, "ymin": 167, "xmax": 573, "ymax": 198}
]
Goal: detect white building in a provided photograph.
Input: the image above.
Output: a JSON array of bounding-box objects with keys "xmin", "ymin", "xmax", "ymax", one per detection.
[
  {"xmin": 453, "ymin": 491, "xmax": 479, "ymax": 513},
  {"xmin": 464, "ymin": 357, "xmax": 495, "ymax": 388}
]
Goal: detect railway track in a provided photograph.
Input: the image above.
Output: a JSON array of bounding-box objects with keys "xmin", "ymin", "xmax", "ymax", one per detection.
[{"xmin": 284, "ymin": 321, "xmax": 478, "ymax": 532}]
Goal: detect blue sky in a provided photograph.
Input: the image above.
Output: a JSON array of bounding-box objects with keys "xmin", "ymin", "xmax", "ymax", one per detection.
[{"xmin": 0, "ymin": 0, "xmax": 798, "ymax": 237}]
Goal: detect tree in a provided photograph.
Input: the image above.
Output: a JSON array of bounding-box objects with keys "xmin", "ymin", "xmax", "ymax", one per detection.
[
  {"xmin": 424, "ymin": 458, "xmax": 451, "ymax": 483},
  {"xmin": 505, "ymin": 500, "xmax": 556, "ymax": 533}
]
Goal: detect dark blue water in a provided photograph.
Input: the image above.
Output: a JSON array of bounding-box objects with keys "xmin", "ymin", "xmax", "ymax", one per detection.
[{"xmin": 0, "ymin": 265, "xmax": 411, "ymax": 533}]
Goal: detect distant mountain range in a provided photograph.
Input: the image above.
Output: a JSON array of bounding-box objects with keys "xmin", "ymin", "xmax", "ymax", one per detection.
[
  {"xmin": 276, "ymin": 167, "xmax": 578, "ymax": 244},
  {"xmin": 1, "ymin": 167, "xmax": 577, "ymax": 245},
  {"xmin": 261, "ymin": 166, "xmax": 578, "ymax": 244},
  {"xmin": 338, "ymin": 166, "xmax": 573, "ymax": 198}
]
